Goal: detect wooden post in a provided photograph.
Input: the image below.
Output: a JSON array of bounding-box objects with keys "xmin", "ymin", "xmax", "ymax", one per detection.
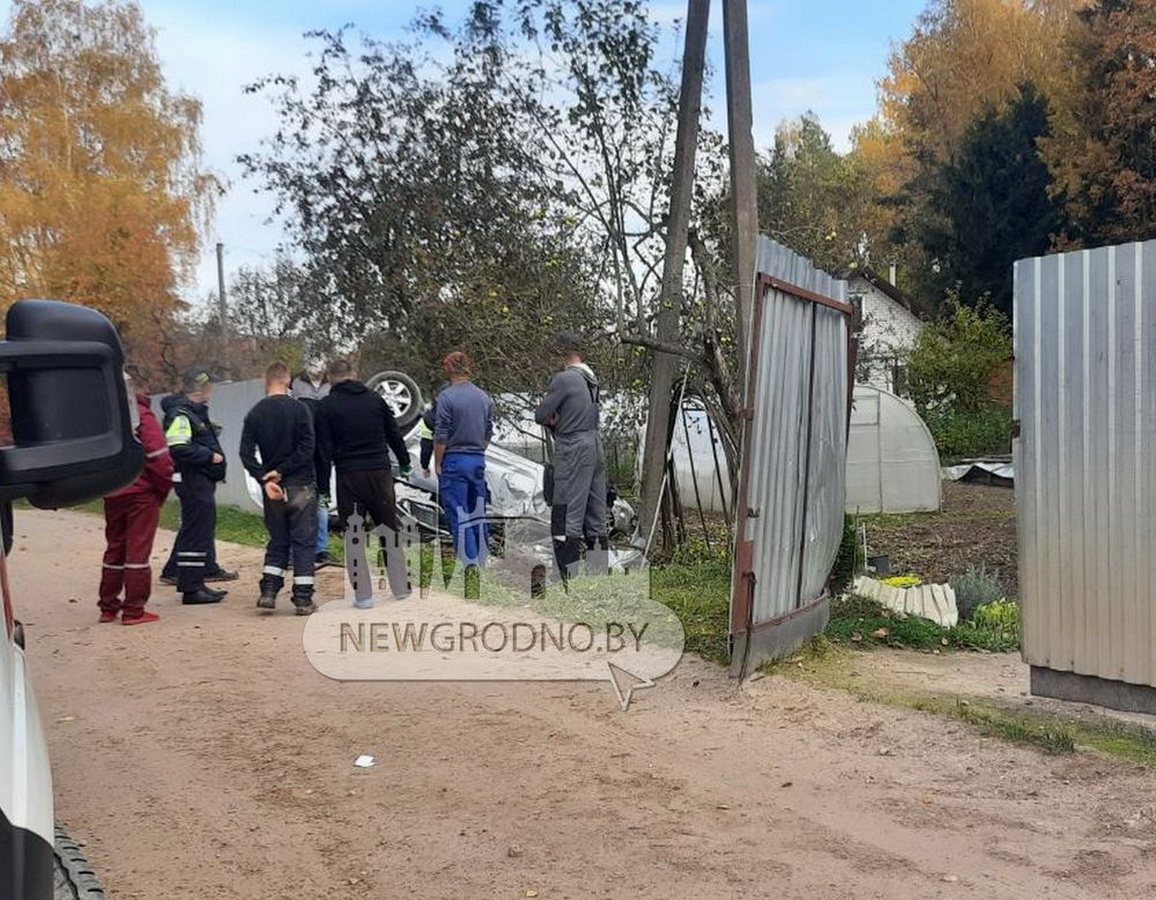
[
  {"xmin": 724, "ymin": 0, "xmax": 758, "ymax": 387},
  {"xmin": 637, "ymin": 0, "xmax": 711, "ymax": 545}
]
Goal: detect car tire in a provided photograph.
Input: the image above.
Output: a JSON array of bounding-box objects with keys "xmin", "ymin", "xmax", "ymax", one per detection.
[
  {"xmin": 365, "ymin": 370, "xmax": 423, "ymax": 430},
  {"xmin": 53, "ymin": 826, "xmax": 104, "ymax": 899}
]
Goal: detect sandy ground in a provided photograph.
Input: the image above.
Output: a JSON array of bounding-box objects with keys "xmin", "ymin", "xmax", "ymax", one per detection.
[{"xmin": 13, "ymin": 508, "xmax": 1156, "ymax": 899}]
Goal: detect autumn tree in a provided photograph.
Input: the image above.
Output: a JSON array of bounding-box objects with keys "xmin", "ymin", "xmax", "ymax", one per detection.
[
  {"xmin": 1045, "ymin": 0, "xmax": 1156, "ymax": 244},
  {"xmin": 863, "ymin": 0, "xmax": 1085, "ymax": 309},
  {"xmin": 0, "ymin": 0, "xmax": 214, "ymax": 379}
]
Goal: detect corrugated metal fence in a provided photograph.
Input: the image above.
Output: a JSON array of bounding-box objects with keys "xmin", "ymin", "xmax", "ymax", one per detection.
[
  {"xmin": 1016, "ymin": 240, "xmax": 1156, "ymax": 709},
  {"xmin": 730, "ymin": 237, "xmax": 853, "ymax": 677}
]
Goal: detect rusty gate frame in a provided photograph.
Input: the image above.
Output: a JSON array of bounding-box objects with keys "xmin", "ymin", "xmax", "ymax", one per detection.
[{"xmin": 730, "ymin": 272, "xmax": 856, "ymax": 678}]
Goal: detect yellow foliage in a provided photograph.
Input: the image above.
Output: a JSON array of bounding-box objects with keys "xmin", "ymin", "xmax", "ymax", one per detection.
[{"xmin": 0, "ymin": 0, "xmax": 214, "ymax": 357}]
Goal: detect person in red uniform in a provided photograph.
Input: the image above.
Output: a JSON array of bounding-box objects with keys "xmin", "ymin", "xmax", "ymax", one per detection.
[{"xmin": 98, "ymin": 381, "xmax": 174, "ymax": 625}]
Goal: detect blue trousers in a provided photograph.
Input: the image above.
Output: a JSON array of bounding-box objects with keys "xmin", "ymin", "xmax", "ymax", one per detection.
[
  {"xmin": 316, "ymin": 502, "xmax": 329, "ymax": 554},
  {"xmin": 439, "ymin": 452, "xmax": 487, "ymax": 564}
]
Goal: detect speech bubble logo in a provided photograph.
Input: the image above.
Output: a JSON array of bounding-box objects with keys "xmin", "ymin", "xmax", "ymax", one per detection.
[{"xmin": 301, "ymin": 514, "xmax": 685, "ymax": 709}]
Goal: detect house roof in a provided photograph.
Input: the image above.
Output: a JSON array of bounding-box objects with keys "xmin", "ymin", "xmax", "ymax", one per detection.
[{"xmin": 844, "ymin": 266, "xmax": 916, "ymax": 313}]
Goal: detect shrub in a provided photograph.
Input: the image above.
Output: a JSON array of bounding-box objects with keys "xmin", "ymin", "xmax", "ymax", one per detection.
[
  {"xmin": 906, "ymin": 297, "xmax": 1012, "ymax": 415},
  {"xmin": 973, "ymin": 598, "xmax": 1019, "ymax": 634},
  {"xmin": 904, "ymin": 297, "xmax": 1014, "ymax": 459},
  {"xmin": 951, "ymin": 565, "xmax": 1007, "ymax": 621},
  {"xmin": 923, "ymin": 405, "xmax": 1013, "ymax": 460},
  {"xmin": 830, "ymin": 514, "xmax": 863, "ymax": 596}
]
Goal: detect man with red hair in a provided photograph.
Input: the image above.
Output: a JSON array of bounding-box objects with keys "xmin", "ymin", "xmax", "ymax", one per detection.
[{"xmin": 434, "ymin": 351, "xmax": 493, "ymax": 573}]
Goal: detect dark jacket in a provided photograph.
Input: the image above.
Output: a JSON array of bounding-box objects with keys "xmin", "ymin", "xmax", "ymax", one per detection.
[
  {"xmin": 315, "ymin": 380, "xmax": 410, "ymax": 476},
  {"xmin": 296, "ymin": 395, "xmax": 331, "ymax": 494},
  {"xmin": 239, "ymin": 394, "xmax": 316, "ymax": 487},
  {"xmin": 109, "ymin": 394, "xmax": 173, "ymax": 501},
  {"xmin": 162, "ymin": 394, "xmax": 226, "ymax": 481}
]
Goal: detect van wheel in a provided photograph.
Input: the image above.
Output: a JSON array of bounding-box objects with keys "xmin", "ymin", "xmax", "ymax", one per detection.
[
  {"xmin": 365, "ymin": 370, "xmax": 423, "ymax": 430},
  {"xmin": 53, "ymin": 826, "xmax": 104, "ymax": 899}
]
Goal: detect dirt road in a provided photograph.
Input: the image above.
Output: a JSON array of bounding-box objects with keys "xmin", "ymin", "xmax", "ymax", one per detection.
[{"xmin": 14, "ymin": 509, "xmax": 1156, "ymax": 899}]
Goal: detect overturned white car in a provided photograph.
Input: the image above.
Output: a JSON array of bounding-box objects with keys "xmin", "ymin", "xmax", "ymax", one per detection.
[{"xmin": 247, "ymin": 371, "xmax": 639, "ymax": 565}]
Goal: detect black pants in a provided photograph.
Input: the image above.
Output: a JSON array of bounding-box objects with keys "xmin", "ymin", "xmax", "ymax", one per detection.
[
  {"xmin": 172, "ymin": 473, "xmax": 217, "ymax": 593},
  {"xmin": 336, "ymin": 468, "xmax": 409, "ymax": 598},
  {"xmin": 261, "ymin": 482, "xmax": 319, "ymax": 602}
]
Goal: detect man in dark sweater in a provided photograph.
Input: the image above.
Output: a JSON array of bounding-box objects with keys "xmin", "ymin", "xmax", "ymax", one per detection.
[
  {"xmin": 534, "ymin": 332, "xmax": 607, "ymax": 580},
  {"xmin": 434, "ymin": 351, "xmax": 493, "ymax": 567},
  {"xmin": 316, "ymin": 358, "xmax": 413, "ymax": 604},
  {"xmin": 240, "ymin": 362, "xmax": 319, "ymax": 615}
]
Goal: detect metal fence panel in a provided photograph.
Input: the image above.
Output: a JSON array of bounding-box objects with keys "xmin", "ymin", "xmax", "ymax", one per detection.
[
  {"xmin": 1016, "ymin": 240, "xmax": 1156, "ymax": 702},
  {"xmin": 731, "ymin": 237, "xmax": 851, "ymax": 676}
]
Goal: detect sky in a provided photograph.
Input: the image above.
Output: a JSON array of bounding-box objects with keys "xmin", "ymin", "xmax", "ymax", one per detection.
[{"xmin": 2, "ymin": 0, "xmax": 930, "ymax": 305}]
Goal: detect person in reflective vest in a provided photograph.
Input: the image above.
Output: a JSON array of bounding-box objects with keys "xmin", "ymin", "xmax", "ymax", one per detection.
[
  {"xmin": 98, "ymin": 378, "xmax": 173, "ymax": 625},
  {"xmin": 162, "ymin": 368, "xmax": 230, "ymax": 605}
]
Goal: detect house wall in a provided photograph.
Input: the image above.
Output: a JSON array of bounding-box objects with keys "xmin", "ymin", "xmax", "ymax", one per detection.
[{"xmin": 847, "ymin": 276, "xmax": 924, "ymax": 395}]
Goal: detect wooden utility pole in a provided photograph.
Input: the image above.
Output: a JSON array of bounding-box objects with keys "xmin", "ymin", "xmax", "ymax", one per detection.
[
  {"xmin": 216, "ymin": 241, "xmax": 229, "ymax": 343},
  {"xmin": 723, "ymin": 0, "xmax": 758, "ymax": 387},
  {"xmin": 637, "ymin": 0, "xmax": 711, "ymax": 545}
]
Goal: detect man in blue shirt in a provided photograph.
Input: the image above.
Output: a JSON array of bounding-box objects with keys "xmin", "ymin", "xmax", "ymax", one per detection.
[{"xmin": 434, "ymin": 351, "xmax": 493, "ymax": 570}]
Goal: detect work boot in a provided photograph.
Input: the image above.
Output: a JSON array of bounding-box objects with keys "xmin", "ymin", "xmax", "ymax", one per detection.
[
  {"xmin": 553, "ymin": 537, "xmax": 582, "ymax": 586},
  {"xmin": 257, "ymin": 574, "xmax": 281, "ymax": 610},
  {"xmin": 205, "ymin": 568, "xmax": 239, "ymax": 583},
  {"xmin": 159, "ymin": 574, "xmax": 177, "ymax": 586},
  {"xmin": 291, "ymin": 585, "xmax": 316, "ymax": 616},
  {"xmin": 182, "ymin": 588, "xmax": 224, "ymax": 605}
]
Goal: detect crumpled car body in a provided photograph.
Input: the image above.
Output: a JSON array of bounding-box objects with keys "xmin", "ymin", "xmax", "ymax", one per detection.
[{"xmin": 245, "ymin": 426, "xmax": 641, "ymax": 567}]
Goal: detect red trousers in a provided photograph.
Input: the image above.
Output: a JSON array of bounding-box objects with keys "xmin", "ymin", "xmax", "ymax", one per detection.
[{"xmin": 99, "ymin": 491, "xmax": 164, "ymax": 618}]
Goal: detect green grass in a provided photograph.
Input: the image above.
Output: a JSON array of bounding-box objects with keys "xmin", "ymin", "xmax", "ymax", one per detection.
[
  {"xmin": 648, "ymin": 545, "xmax": 732, "ymax": 664},
  {"xmin": 826, "ymin": 594, "xmax": 1020, "ymax": 653},
  {"xmin": 771, "ymin": 642, "xmax": 1156, "ymax": 767}
]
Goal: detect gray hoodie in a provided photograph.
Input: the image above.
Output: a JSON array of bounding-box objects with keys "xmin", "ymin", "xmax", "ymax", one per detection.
[{"xmin": 535, "ymin": 363, "xmax": 600, "ymax": 436}]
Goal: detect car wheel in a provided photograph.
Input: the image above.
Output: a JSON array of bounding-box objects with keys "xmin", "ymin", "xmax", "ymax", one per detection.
[
  {"xmin": 365, "ymin": 370, "xmax": 423, "ymax": 430},
  {"xmin": 53, "ymin": 826, "xmax": 104, "ymax": 899}
]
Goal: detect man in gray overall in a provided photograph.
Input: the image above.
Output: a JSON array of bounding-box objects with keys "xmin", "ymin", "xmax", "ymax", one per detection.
[{"xmin": 534, "ymin": 332, "xmax": 608, "ymax": 580}]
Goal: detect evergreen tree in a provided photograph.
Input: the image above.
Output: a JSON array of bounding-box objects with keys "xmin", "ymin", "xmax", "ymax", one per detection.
[{"xmin": 919, "ymin": 83, "xmax": 1063, "ymax": 317}]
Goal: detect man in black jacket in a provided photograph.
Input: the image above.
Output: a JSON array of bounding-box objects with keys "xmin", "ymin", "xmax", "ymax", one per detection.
[
  {"xmin": 241, "ymin": 362, "xmax": 319, "ymax": 615},
  {"xmin": 162, "ymin": 368, "xmax": 230, "ymax": 604},
  {"xmin": 316, "ymin": 359, "xmax": 413, "ymax": 604}
]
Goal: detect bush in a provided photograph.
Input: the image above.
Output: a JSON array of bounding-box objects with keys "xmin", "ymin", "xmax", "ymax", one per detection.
[
  {"xmin": 906, "ymin": 298, "xmax": 1012, "ymax": 415},
  {"xmin": 904, "ymin": 297, "xmax": 1013, "ymax": 459},
  {"xmin": 829, "ymin": 514, "xmax": 862, "ymax": 596},
  {"xmin": 951, "ymin": 565, "xmax": 1007, "ymax": 621},
  {"xmin": 923, "ymin": 406, "xmax": 1013, "ymax": 460},
  {"xmin": 973, "ymin": 598, "xmax": 1019, "ymax": 634}
]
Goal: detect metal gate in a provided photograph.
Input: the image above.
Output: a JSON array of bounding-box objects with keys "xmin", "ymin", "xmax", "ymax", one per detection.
[{"xmin": 730, "ymin": 238, "xmax": 853, "ymax": 677}]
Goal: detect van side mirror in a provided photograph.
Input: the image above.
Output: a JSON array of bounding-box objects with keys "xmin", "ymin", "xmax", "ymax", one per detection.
[{"xmin": 0, "ymin": 299, "xmax": 143, "ymax": 508}]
